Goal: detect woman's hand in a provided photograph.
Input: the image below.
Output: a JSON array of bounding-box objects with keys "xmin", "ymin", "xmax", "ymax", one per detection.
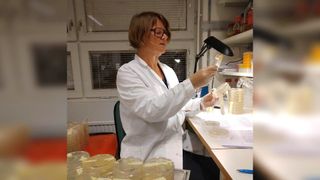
[
  {"xmin": 200, "ymin": 92, "xmax": 219, "ymax": 110},
  {"xmin": 190, "ymin": 65, "xmax": 217, "ymax": 89}
]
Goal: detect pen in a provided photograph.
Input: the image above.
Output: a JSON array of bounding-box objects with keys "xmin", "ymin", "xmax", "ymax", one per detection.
[{"xmin": 237, "ymin": 169, "xmax": 253, "ymax": 174}]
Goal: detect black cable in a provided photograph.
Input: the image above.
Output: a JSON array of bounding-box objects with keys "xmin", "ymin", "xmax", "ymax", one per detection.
[{"xmin": 225, "ymin": 58, "xmax": 242, "ymax": 65}]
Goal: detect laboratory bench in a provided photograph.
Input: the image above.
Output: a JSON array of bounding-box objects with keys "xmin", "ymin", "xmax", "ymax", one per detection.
[{"xmin": 186, "ymin": 110, "xmax": 253, "ymax": 180}]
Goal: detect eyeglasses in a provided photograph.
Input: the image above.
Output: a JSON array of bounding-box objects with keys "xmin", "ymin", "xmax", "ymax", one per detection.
[{"xmin": 150, "ymin": 28, "xmax": 168, "ymax": 39}]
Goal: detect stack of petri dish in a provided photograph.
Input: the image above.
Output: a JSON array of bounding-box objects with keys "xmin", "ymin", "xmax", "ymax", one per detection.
[
  {"xmin": 82, "ymin": 154, "xmax": 116, "ymax": 179},
  {"xmin": 143, "ymin": 157, "xmax": 174, "ymax": 180},
  {"xmin": 113, "ymin": 157, "xmax": 143, "ymax": 180},
  {"xmin": 67, "ymin": 151, "xmax": 90, "ymax": 180},
  {"xmin": 228, "ymin": 88, "xmax": 244, "ymax": 114}
]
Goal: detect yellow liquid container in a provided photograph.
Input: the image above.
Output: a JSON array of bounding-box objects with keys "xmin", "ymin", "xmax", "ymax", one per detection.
[
  {"xmin": 306, "ymin": 43, "xmax": 320, "ymax": 65},
  {"xmin": 239, "ymin": 51, "xmax": 253, "ymax": 73},
  {"xmin": 143, "ymin": 157, "xmax": 174, "ymax": 180},
  {"xmin": 243, "ymin": 52, "xmax": 252, "ymax": 66}
]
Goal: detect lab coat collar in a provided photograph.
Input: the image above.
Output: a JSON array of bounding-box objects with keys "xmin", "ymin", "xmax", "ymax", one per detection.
[
  {"xmin": 134, "ymin": 54, "xmax": 169, "ymax": 89},
  {"xmin": 134, "ymin": 54, "xmax": 148, "ymax": 68}
]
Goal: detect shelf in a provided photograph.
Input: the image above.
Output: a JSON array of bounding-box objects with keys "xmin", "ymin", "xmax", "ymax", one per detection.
[
  {"xmin": 281, "ymin": 19, "xmax": 320, "ymax": 37},
  {"xmin": 256, "ymin": 19, "xmax": 320, "ymax": 38},
  {"xmin": 223, "ymin": 29, "xmax": 253, "ymax": 45},
  {"xmin": 219, "ymin": 71, "xmax": 253, "ymax": 77},
  {"xmin": 218, "ymin": 0, "xmax": 249, "ymax": 7}
]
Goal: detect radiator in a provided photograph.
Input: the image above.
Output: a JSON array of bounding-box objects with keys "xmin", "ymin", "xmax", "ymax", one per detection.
[{"xmin": 88, "ymin": 121, "xmax": 115, "ymax": 134}]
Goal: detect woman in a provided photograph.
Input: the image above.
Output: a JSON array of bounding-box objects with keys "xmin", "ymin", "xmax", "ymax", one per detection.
[{"xmin": 117, "ymin": 11, "xmax": 219, "ymax": 179}]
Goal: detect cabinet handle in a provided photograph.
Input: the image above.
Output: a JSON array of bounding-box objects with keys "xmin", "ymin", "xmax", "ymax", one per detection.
[
  {"xmin": 77, "ymin": 20, "xmax": 83, "ymax": 31},
  {"xmin": 67, "ymin": 20, "xmax": 74, "ymax": 33}
]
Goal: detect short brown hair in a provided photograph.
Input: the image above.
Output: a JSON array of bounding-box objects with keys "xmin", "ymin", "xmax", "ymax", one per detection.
[{"xmin": 128, "ymin": 11, "xmax": 171, "ymax": 49}]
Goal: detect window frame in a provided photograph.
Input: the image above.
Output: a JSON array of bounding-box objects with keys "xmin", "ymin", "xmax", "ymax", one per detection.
[
  {"xmin": 67, "ymin": 0, "xmax": 78, "ymax": 42},
  {"xmin": 67, "ymin": 43, "xmax": 83, "ymax": 98}
]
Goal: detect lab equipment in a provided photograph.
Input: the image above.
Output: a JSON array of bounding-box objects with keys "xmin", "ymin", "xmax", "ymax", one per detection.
[
  {"xmin": 237, "ymin": 169, "xmax": 254, "ymax": 174},
  {"xmin": 237, "ymin": 77, "xmax": 253, "ymax": 112},
  {"xmin": 215, "ymin": 53, "xmax": 224, "ymax": 68},
  {"xmin": 212, "ymin": 82, "xmax": 231, "ymax": 114},
  {"xmin": 82, "ymin": 154, "xmax": 116, "ymax": 179},
  {"xmin": 143, "ymin": 157, "xmax": 174, "ymax": 180},
  {"xmin": 67, "ymin": 151, "xmax": 89, "ymax": 179},
  {"xmin": 194, "ymin": 36, "xmax": 233, "ymax": 73},
  {"xmin": 113, "ymin": 157, "xmax": 143, "ymax": 180},
  {"xmin": 211, "ymin": 83, "xmax": 246, "ymax": 114},
  {"xmin": 238, "ymin": 51, "xmax": 253, "ymax": 73},
  {"xmin": 228, "ymin": 88, "xmax": 244, "ymax": 114}
]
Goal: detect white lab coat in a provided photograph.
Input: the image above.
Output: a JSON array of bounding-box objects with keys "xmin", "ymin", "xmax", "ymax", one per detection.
[{"xmin": 116, "ymin": 55, "xmax": 202, "ymax": 169}]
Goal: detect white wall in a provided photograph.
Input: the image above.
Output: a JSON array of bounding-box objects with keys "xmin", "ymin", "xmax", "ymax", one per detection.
[
  {"xmin": 0, "ymin": 20, "xmax": 67, "ymax": 138},
  {"xmin": 68, "ymin": 98, "xmax": 118, "ymax": 123}
]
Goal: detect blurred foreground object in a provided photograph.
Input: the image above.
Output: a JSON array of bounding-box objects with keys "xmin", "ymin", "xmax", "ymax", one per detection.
[
  {"xmin": 143, "ymin": 157, "xmax": 174, "ymax": 180},
  {"xmin": 67, "ymin": 121, "xmax": 89, "ymax": 153},
  {"xmin": 0, "ymin": 0, "xmax": 67, "ymax": 179},
  {"xmin": 254, "ymin": 0, "xmax": 320, "ymax": 179},
  {"xmin": 82, "ymin": 154, "xmax": 116, "ymax": 179},
  {"xmin": 113, "ymin": 157, "xmax": 143, "ymax": 180},
  {"xmin": 0, "ymin": 161, "xmax": 66, "ymax": 180},
  {"xmin": 0, "ymin": 125, "xmax": 29, "ymax": 158}
]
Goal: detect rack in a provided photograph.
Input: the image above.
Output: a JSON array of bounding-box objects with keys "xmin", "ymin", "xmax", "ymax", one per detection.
[
  {"xmin": 218, "ymin": 0, "xmax": 249, "ymax": 7},
  {"xmin": 219, "ymin": 71, "xmax": 253, "ymax": 77},
  {"xmin": 280, "ymin": 19, "xmax": 320, "ymax": 37}
]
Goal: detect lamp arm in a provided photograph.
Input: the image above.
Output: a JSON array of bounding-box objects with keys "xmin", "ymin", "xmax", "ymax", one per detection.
[{"xmin": 194, "ymin": 44, "xmax": 209, "ymax": 73}]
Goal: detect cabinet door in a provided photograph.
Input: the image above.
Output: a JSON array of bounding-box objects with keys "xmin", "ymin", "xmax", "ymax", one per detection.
[
  {"xmin": 67, "ymin": 43, "xmax": 83, "ymax": 98},
  {"xmin": 75, "ymin": 0, "xmax": 195, "ymax": 41},
  {"xmin": 67, "ymin": 0, "xmax": 77, "ymax": 41}
]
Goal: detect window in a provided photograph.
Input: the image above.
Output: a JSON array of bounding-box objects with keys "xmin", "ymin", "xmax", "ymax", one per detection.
[
  {"xmin": 89, "ymin": 51, "xmax": 134, "ymax": 89},
  {"xmin": 160, "ymin": 50, "xmax": 187, "ymax": 82},
  {"xmin": 89, "ymin": 50, "xmax": 187, "ymax": 89}
]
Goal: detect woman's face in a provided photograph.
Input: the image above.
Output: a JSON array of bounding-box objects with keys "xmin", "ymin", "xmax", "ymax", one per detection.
[{"xmin": 142, "ymin": 19, "xmax": 169, "ymax": 56}]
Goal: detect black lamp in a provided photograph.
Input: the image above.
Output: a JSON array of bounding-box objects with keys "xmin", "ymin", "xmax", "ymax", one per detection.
[{"xmin": 194, "ymin": 36, "xmax": 234, "ymax": 73}]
